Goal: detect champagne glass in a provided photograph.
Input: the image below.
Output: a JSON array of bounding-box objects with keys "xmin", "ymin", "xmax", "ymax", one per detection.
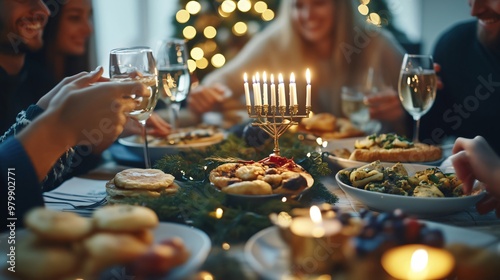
[
  {"xmin": 155, "ymin": 38, "xmax": 191, "ymax": 129},
  {"xmin": 398, "ymin": 54, "xmax": 437, "ymax": 143},
  {"xmin": 109, "ymin": 47, "xmax": 159, "ymax": 168}
]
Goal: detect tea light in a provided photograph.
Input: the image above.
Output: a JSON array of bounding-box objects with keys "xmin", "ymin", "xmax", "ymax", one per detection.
[
  {"xmin": 381, "ymin": 244, "xmax": 455, "ymax": 280},
  {"xmin": 288, "ymin": 206, "xmax": 344, "ymax": 276},
  {"xmin": 243, "ymin": 73, "xmax": 251, "ymax": 106}
]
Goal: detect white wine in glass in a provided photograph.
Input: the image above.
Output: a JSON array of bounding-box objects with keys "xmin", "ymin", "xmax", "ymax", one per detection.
[
  {"xmin": 398, "ymin": 54, "xmax": 437, "ymax": 143},
  {"xmin": 109, "ymin": 47, "xmax": 159, "ymax": 168},
  {"xmin": 156, "ymin": 38, "xmax": 190, "ymax": 129}
]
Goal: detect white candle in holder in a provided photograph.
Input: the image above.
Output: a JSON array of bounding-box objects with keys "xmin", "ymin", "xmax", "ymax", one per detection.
[
  {"xmin": 306, "ymin": 69, "xmax": 311, "ymax": 107},
  {"xmin": 244, "ymin": 73, "xmax": 251, "ymax": 106},
  {"xmin": 255, "ymin": 72, "xmax": 262, "ymax": 106},
  {"xmin": 252, "ymin": 75, "xmax": 260, "ymax": 106},
  {"xmin": 278, "ymin": 73, "xmax": 286, "ymax": 107},
  {"xmin": 270, "ymin": 74, "xmax": 276, "ymax": 107},
  {"xmin": 290, "ymin": 73, "xmax": 297, "ymax": 106},
  {"xmin": 263, "ymin": 71, "xmax": 268, "ymax": 106}
]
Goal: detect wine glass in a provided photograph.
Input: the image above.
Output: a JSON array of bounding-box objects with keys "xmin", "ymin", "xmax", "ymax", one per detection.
[
  {"xmin": 109, "ymin": 47, "xmax": 159, "ymax": 168},
  {"xmin": 398, "ymin": 54, "xmax": 437, "ymax": 143},
  {"xmin": 155, "ymin": 38, "xmax": 191, "ymax": 129}
]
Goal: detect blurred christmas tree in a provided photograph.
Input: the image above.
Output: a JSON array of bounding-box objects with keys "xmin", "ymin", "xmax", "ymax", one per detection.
[{"xmin": 172, "ymin": 0, "xmax": 411, "ymax": 82}]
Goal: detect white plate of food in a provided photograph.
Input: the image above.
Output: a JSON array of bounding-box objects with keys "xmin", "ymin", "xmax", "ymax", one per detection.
[
  {"xmin": 245, "ymin": 223, "xmax": 497, "ymax": 280},
  {"xmin": 0, "ymin": 222, "xmax": 211, "ymax": 280},
  {"xmin": 324, "ymin": 134, "xmax": 445, "ymax": 169},
  {"xmin": 335, "ymin": 161, "xmax": 486, "ymax": 217},
  {"xmin": 118, "ymin": 126, "xmax": 225, "ymax": 161}
]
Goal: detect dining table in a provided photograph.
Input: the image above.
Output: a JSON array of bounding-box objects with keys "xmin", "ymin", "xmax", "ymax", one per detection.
[{"xmin": 36, "ymin": 144, "xmax": 500, "ymax": 280}]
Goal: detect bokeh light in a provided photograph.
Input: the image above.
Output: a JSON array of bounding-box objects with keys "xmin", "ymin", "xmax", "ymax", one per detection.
[
  {"xmin": 237, "ymin": 0, "xmax": 252, "ymax": 12},
  {"xmin": 187, "ymin": 59, "xmax": 197, "ymax": 73},
  {"xmin": 211, "ymin": 53, "xmax": 226, "ymax": 68},
  {"xmin": 221, "ymin": 0, "xmax": 236, "ymax": 13},
  {"xmin": 186, "ymin": 1, "xmax": 202, "ymax": 14},
  {"xmin": 254, "ymin": 1, "xmax": 267, "ymax": 13},
  {"xmin": 218, "ymin": 6, "xmax": 230, "ymax": 17},
  {"xmin": 232, "ymin": 21, "xmax": 247, "ymax": 36},
  {"xmin": 203, "ymin": 26, "xmax": 217, "ymax": 39},
  {"xmin": 358, "ymin": 4, "xmax": 369, "ymax": 16},
  {"xmin": 261, "ymin": 9, "xmax": 275, "ymax": 21},
  {"xmin": 182, "ymin": 26, "xmax": 196, "ymax": 39},
  {"xmin": 190, "ymin": 47, "xmax": 204, "ymax": 60},
  {"xmin": 369, "ymin": 12, "xmax": 381, "ymax": 25},
  {"xmin": 204, "ymin": 40, "xmax": 217, "ymax": 52},
  {"xmin": 176, "ymin": 9, "xmax": 190, "ymax": 23},
  {"xmin": 196, "ymin": 57, "xmax": 209, "ymax": 69}
]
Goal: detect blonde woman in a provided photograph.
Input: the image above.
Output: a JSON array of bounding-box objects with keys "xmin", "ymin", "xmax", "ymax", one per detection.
[{"xmin": 187, "ymin": 0, "xmax": 406, "ymax": 133}]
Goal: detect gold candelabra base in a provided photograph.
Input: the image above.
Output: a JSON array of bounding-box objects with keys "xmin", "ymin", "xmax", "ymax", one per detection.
[{"xmin": 247, "ymin": 105, "xmax": 311, "ymax": 156}]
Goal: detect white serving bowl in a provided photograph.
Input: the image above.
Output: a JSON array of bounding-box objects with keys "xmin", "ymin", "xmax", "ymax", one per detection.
[{"xmin": 335, "ymin": 162, "xmax": 486, "ymax": 217}]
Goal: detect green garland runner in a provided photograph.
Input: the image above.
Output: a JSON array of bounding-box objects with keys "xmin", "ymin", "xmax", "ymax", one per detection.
[{"xmin": 118, "ymin": 132, "xmax": 338, "ymax": 244}]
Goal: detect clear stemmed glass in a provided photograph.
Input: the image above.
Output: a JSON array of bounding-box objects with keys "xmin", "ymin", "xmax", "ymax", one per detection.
[
  {"xmin": 109, "ymin": 47, "xmax": 159, "ymax": 168},
  {"xmin": 398, "ymin": 54, "xmax": 437, "ymax": 143},
  {"xmin": 155, "ymin": 38, "xmax": 191, "ymax": 129}
]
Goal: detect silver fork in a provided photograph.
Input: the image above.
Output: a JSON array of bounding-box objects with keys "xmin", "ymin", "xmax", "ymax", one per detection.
[{"xmin": 45, "ymin": 197, "xmax": 107, "ymax": 209}]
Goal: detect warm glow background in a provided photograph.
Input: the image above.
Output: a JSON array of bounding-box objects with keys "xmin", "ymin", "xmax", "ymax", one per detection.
[{"xmin": 90, "ymin": 0, "xmax": 471, "ymax": 77}]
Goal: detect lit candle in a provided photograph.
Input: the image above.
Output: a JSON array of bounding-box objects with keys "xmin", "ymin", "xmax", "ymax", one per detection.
[
  {"xmin": 243, "ymin": 73, "xmax": 251, "ymax": 106},
  {"xmin": 270, "ymin": 74, "xmax": 276, "ymax": 107},
  {"xmin": 278, "ymin": 73, "xmax": 286, "ymax": 107},
  {"xmin": 306, "ymin": 69, "xmax": 311, "ymax": 107},
  {"xmin": 289, "ymin": 205, "xmax": 341, "ymax": 238},
  {"xmin": 252, "ymin": 75, "xmax": 260, "ymax": 106},
  {"xmin": 262, "ymin": 71, "xmax": 268, "ymax": 105},
  {"xmin": 255, "ymin": 72, "xmax": 262, "ymax": 106},
  {"xmin": 288, "ymin": 206, "xmax": 344, "ymax": 276},
  {"xmin": 289, "ymin": 73, "xmax": 296, "ymax": 106},
  {"xmin": 381, "ymin": 244, "xmax": 455, "ymax": 280}
]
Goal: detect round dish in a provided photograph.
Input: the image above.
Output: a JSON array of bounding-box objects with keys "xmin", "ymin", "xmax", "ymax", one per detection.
[
  {"xmin": 118, "ymin": 130, "xmax": 224, "ymax": 162},
  {"xmin": 335, "ymin": 162, "xmax": 486, "ymax": 217},
  {"xmin": 324, "ymin": 137, "xmax": 445, "ymax": 169}
]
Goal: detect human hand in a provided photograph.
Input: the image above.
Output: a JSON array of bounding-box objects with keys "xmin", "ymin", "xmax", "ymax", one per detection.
[
  {"xmin": 45, "ymin": 71, "xmax": 148, "ymax": 152},
  {"xmin": 37, "ymin": 66, "xmax": 108, "ymax": 110},
  {"xmin": 122, "ymin": 112, "xmax": 171, "ymax": 138},
  {"xmin": 187, "ymin": 84, "xmax": 229, "ymax": 115},
  {"xmin": 364, "ymin": 88, "xmax": 404, "ymax": 122},
  {"xmin": 451, "ymin": 136, "xmax": 500, "ymax": 215}
]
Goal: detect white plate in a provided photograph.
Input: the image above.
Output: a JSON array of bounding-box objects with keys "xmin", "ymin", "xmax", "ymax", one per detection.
[
  {"xmin": 335, "ymin": 163, "xmax": 486, "ymax": 217},
  {"xmin": 118, "ymin": 130, "xmax": 224, "ymax": 161},
  {"xmin": 245, "ymin": 224, "xmax": 497, "ymax": 280},
  {"xmin": 0, "ymin": 222, "xmax": 211, "ymax": 280},
  {"xmin": 324, "ymin": 137, "xmax": 445, "ymax": 169}
]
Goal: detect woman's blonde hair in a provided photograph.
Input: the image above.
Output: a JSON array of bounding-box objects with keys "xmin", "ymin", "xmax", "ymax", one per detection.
[{"xmin": 270, "ymin": 0, "xmax": 385, "ymax": 86}]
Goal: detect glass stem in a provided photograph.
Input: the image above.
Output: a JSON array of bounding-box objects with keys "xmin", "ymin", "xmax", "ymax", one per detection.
[
  {"xmin": 140, "ymin": 120, "xmax": 151, "ymax": 168},
  {"xmin": 413, "ymin": 117, "xmax": 421, "ymax": 143},
  {"xmin": 170, "ymin": 103, "xmax": 180, "ymax": 130}
]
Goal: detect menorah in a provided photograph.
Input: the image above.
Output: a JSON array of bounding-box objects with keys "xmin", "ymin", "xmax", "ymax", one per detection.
[{"xmin": 243, "ymin": 69, "xmax": 312, "ymax": 156}]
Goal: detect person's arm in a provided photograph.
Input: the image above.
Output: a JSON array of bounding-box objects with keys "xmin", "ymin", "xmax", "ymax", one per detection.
[{"xmin": 1, "ymin": 137, "xmax": 44, "ymax": 224}]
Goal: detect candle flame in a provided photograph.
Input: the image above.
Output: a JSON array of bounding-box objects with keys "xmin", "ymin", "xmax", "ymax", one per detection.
[
  {"xmin": 252, "ymin": 75, "xmax": 256, "ymax": 83},
  {"xmin": 410, "ymin": 249, "xmax": 428, "ymax": 272},
  {"xmin": 290, "ymin": 72, "xmax": 295, "ymax": 83},
  {"xmin": 215, "ymin": 208, "xmax": 223, "ymax": 219},
  {"xmin": 271, "ymin": 74, "xmax": 275, "ymax": 84},
  {"xmin": 278, "ymin": 73, "xmax": 284, "ymax": 83},
  {"xmin": 306, "ymin": 68, "xmax": 311, "ymax": 84},
  {"xmin": 310, "ymin": 205, "xmax": 322, "ymax": 224},
  {"xmin": 263, "ymin": 71, "xmax": 267, "ymax": 83},
  {"xmin": 244, "ymin": 73, "xmax": 248, "ymax": 82},
  {"xmin": 256, "ymin": 72, "xmax": 260, "ymax": 82}
]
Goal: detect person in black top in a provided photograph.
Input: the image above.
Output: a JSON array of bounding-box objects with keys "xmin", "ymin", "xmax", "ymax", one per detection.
[{"xmin": 421, "ymin": 0, "xmax": 500, "ymax": 153}]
